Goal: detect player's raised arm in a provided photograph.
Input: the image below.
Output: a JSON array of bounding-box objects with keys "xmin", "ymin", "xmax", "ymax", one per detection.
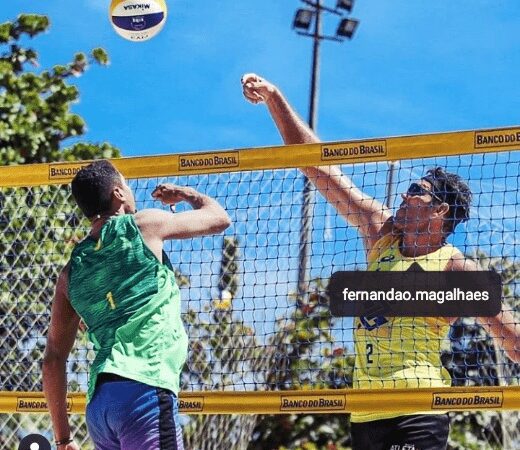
[
  {"xmin": 242, "ymin": 72, "xmax": 319, "ymax": 145},
  {"xmin": 242, "ymin": 73, "xmax": 391, "ymax": 250},
  {"xmin": 135, "ymin": 183, "xmax": 230, "ymax": 249},
  {"xmin": 447, "ymin": 255, "xmax": 520, "ymax": 363},
  {"xmin": 479, "ymin": 310, "xmax": 520, "ymax": 363}
]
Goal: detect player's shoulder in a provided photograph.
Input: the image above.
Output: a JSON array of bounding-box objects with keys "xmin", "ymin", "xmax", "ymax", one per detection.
[
  {"xmin": 445, "ymin": 249, "xmax": 480, "ymax": 272},
  {"xmin": 366, "ymin": 218, "xmax": 397, "ymax": 253},
  {"xmin": 134, "ymin": 208, "xmax": 170, "ymax": 226},
  {"xmin": 379, "ymin": 217, "xmax": 395, "ymax": 237}
]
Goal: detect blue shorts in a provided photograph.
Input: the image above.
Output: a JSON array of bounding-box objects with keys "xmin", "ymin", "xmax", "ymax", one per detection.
[{"xmin": 86, "ymin": 375, "xmax": 184, "ymax": 450}]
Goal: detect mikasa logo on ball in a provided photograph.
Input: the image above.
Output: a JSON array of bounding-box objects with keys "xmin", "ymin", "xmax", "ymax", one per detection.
[
  {"xmin": 123, "ymin": 3, "xmax": 152, "ymax": 10},
  {"xmin": 110, "ymin": 0, "xmax": 168, "ymax": 41}
]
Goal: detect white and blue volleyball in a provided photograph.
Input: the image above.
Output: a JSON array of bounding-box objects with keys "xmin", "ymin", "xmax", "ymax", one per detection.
[{"xmin": 109, "ymin": 0, "xmax": 168, "ymax": 42}]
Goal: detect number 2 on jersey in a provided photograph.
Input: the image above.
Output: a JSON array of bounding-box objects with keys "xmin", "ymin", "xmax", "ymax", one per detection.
[{"xmin": 366, "ymin": 343, "xmax": 373, "ymax": 364}]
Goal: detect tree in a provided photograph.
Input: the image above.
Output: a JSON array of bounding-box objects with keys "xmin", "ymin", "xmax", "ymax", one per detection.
[
  {"xmin": 248, "ymin": 279, "xmax": 354, "ymax": 450},
  {"xmin": 182, "ymin": 237, "xmax": 263, "ymax": 450},
  {"xmin": 181, "ymin": 233, "xmax": 355, "ymax": 450},
  {"xmin": 0, "ymin": 14, "xmax": 119, "ymax": 449}
]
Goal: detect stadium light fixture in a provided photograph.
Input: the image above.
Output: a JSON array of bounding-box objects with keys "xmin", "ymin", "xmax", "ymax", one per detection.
[
  {"xmin": 336, "ymin": 17, "xmax": 359, "ymax": 39},
  {"xmin": 293, "ymin": 9, "xmax": 314, "ymax": 30},
  {"xmin": 336, "ymin": 0, "xmax": 355, "ymax": 13}
]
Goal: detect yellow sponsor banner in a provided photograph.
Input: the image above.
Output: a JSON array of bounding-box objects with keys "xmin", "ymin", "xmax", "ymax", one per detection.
[
  {"xmin": 16, "ymin": 396, "xmax": 73, "ymax": 413},
  {"xmin": 1, "ymin": 387, "xmax": 519, "ymax": 414},
  {"xmin": 48, "ymin": 162, "xmax": 90, "ymax": 181},
  {"xmin": 179, "ymin": 396, "xmax": 204, "ymax": 413},
  {"xmin": 1, "ymin": 126, "xmax": 520, "ymax": 187},
  {"xmin": 431, "ymin": 391, "xmax": 504, "ymax": 410},
  {"xmin": 321, "ymin": 140, "xmax": 387, "ymax": 162},
  {"xmin": 280, "ymin": 394, "xmax": 346, "ymax": 412},
  {"xmin": 178, "ymin": 151, "xmax": 239, "ymax": 171},
  {"xmin": 474, "ymin": 127, "xmax": 520, "ymax": 149}
]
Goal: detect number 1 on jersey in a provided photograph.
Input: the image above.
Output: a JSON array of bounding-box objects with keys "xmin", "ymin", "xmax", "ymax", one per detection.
[{"xmin": 106, "ymin": 291, "xmax": 116, "ymax": 310}]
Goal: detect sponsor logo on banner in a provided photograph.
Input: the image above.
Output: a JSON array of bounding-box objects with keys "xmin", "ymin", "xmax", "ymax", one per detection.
[
  {"xmin": 431, "ymin": 391, "xmax": 503, "ymax": 410},
  {"xmin": 49, "ymin": 163, "xmax": 89, "ymax": 181},
  {"xmin": 179, "ymin": 396, "xmax": 205, "ymax": 412},
  {"xmin": 179, "ymin": 152, "xmax": 239, "ymax": 171},
  {"xmin": 280, "ymin": 394, "xmax": 346, "ymax": 412},
  {"xmin": 16, "ymin": 397, "xmax": 72, "ymax": 412},
  {"xmin": 321, "ymin": 140, "xmax": 387, "ymax": 162},
  {"xmin": 474, "ymin": 128, "xmax": 520, "ymax": 149}
]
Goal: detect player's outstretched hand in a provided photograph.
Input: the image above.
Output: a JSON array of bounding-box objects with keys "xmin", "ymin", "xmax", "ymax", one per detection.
[
  {"xmin": 241, "ymin": 73, "xmax": 277, "ymax": 104},
  {"xmin": 152, "ymin": 184, "xmax": 189, "ymax": 208}
]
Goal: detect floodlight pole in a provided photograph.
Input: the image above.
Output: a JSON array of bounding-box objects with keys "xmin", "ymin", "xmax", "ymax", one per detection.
[
  {"xmin": 297, "ymin": 0, "xmax": 353, "ymax": 298},
  {"xmin": 297, "ymin": 1, "xmax": 322, "ymax": 299},
  {"xmin": 385, "ymin": 162, "xmax": 396, "ymax": 207},
  {"xmin": 308, "ymin": 1, "xmax": 321, "ymax": 132}
]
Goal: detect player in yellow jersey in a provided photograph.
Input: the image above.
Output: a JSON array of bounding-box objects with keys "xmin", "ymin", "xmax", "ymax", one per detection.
[{"xmin": 242, "ymin": 73, "xmax": 520, "ymax": 450}]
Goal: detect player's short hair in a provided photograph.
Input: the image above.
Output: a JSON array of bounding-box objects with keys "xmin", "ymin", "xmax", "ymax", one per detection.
[
  {"xmin": 71, "ymin": 160, "xmax": 122, "ymax": 218},
  {"xmin": 422, "ymin": 166, "xmax": 472, "ymax": 234}
]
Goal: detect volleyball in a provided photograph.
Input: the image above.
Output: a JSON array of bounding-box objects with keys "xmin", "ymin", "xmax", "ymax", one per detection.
[{"xmin": 109, "ymin": 0, "xmax": 167, "ymax": 42}]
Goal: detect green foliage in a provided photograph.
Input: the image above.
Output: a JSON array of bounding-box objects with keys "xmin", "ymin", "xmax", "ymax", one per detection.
[
  {"xmin": 183, "ymin": 233, "xmax": 356, "ymax": 448},
  {"xmin": 0, "ymin": 14, "xmax": 115, "ymax": 165},
  {"xmin": 0, "ymin": 13, "xmax": 118, "ymax": 447},
  {"xmin": 0, "ymin": 13, "xmax": 118, "ymax": 393},
  {"xmin": 265, "ymin": 280, "xmax": 353, "ymax": 391},
  {"xmin": 182, "ymin": 237, "xmax": 259, "ymax": 391},
  {"xmin": 249, "ymin": 414, "xmax": 352, "ymax": 450},
  {"xmin": 183, "ymin": 236, "xmax": 262, "ymax": 450},
  {"xmin": 92, "ymin": 48, "xmax": 110, "ymax": 66},
  {"xmin": 249, "ymin": 280, "xmax": 354, "ymax": 450}
]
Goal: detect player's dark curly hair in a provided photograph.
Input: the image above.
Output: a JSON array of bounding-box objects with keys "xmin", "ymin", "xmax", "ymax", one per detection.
[
  {"xmin": 421, "ymin": 166, "xmax": 472, "ymax": 234},
  {"xmin": 71, "ymin": 160, "xmax": 122, "ymax": 218}
]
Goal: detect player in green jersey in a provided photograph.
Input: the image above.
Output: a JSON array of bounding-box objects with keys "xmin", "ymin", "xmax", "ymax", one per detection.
[{"xmin": 43, "ymin": 160, "xmax": 230, "ymax": 450}]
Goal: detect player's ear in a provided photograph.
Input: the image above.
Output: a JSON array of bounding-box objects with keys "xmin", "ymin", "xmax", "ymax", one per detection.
[
  {"xmin": 113, "ymin": 185, "xmax": 126, "ymax": 203},
  {"xmin": 435, "ymin": 202, "xmax": 450, "ymax": 218}
]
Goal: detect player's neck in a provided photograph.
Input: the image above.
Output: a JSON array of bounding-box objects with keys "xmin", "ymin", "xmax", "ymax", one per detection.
[
  {"xmin": 89, "ymin": 210, "xmax": 122, "ymax": 237},
  {"xmin": 399, "ymin": 232, "xmax": 445, "ymax": 258}
]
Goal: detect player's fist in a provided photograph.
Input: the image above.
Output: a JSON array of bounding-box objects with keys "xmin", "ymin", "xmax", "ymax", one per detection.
[
  {"xmin": 151, "ymin": 184, "xmax": 189, "ymax": 207},
  {"xmin": 241, "ymin": 73, "xmax": 277, "ymax": 104}
]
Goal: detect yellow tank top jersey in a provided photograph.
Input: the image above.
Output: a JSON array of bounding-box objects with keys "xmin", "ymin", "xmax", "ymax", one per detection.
[{"xmin": 350, "ymin": 233, "xmax": 460, "ymax": 423}]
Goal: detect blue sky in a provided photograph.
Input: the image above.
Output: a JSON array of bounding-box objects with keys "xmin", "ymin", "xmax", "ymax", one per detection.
[
  {"xmin": 3, "ymin": 0, "xmax": 517, "ymax": 291},
  {"xmin": 1, "ymin": 1, "xmax": 519, "ymax": 156}
]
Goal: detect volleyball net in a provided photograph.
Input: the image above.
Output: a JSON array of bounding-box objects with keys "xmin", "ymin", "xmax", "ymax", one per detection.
[{"xmin": 0, "ymin": 127, "xmax": 519, "ymax": 424}]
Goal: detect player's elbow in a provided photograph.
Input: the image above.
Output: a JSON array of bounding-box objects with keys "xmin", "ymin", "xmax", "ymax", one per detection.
[
  {"xmin": 209, "ymin": 211, "xmax": 231, "ymax": 234},
  {"xmin": 43, "ymin": 350, "xmax": 65, "ymax": 367},
  {"xmin": 506, "ymin": 342, "xmax": 520, "ymax": 364},
  {"xmin": 221, "ymin": 213, "xmax": 232, "ymax": 231},
  {"xmin": 504, "ymin": 349, "xmax": 520, "ymax": 364},
  {"xmin": 42, "ymin": 350, "xmax": 66, "ymax": 377}
]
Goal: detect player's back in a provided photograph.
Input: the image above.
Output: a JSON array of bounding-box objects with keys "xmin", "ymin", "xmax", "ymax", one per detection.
[{"xmin": 68, "ymin": 214, "xmax": 188, "ymax": 402}]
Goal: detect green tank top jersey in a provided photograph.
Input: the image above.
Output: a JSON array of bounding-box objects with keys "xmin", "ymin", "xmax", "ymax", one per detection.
[{"xmin": 68, "ymin": 214, "xmax": 188, "ymax": 403}]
